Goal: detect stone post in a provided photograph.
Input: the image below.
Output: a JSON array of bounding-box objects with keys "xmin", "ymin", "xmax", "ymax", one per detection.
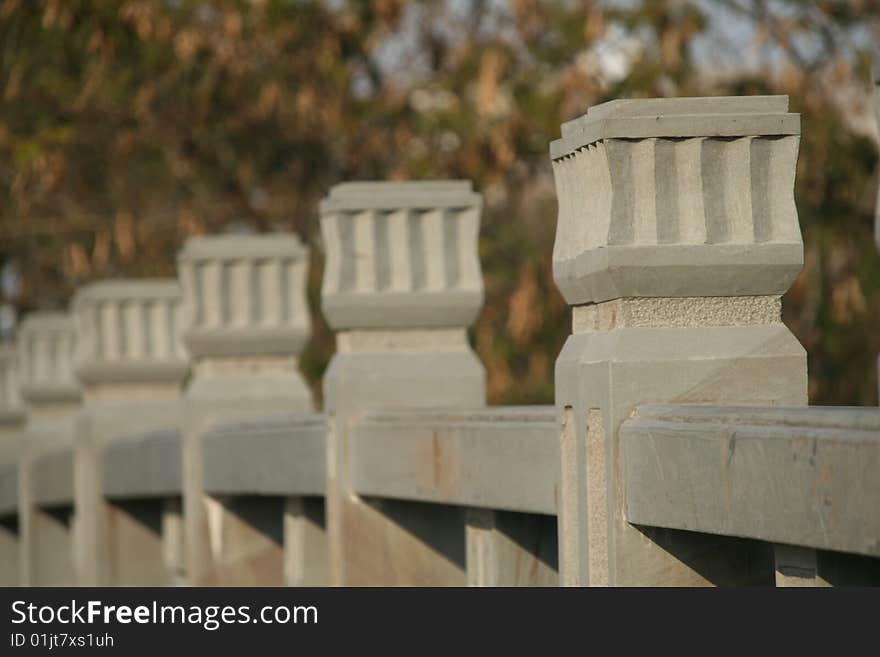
[
  {"xmin": 71, "ymin": 280, "xmax": 188, "ymax": 585},
  {"xmin": 874, "ymin": 69, "xmax": 880, "ymax": 400},
  {"xmin": 16, "ymin": 312, "xmax": 81, "ymax": 585},
  {"xmin": 0, "ymin": 346, "xmax": 25, "ymax": 585},
  {"xmin": 321, "ymin": 181, "xmax": 486, "ymax": 585},
  {"xmin": 550, "ymin": 96, "xmax": 808, "ymax": 586},
  {"xmin": 178, "ymin": 234, "xmax": 316, "ymax": 585},
  {"xmin": 874, "ymin": 69, "xmax": 880, "ymax": 251}
]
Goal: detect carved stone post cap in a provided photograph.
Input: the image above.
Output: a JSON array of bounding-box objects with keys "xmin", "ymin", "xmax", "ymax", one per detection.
[
  {"xmin": 320, "ymin": 180, "xmax": 484, "ymax": 330},
  {"xmin": 17, "ymin": 312, "xmax": 81, "ymax": 404},
  {"xmin": 72, "ymin": 279, "xmax": 188, "ymax": 386},
  {"xmin": 178, "ymin": 233, "xmax": 311, "ymax": 358},
  {"xmin": 550, "ymin": 95, "xmax": 804, "ymax": 306}
]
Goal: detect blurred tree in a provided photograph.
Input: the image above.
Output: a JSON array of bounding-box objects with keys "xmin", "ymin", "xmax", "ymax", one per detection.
[{"xmin": 0, "ymin": 0, "xmax": 878, "ymax": 404}]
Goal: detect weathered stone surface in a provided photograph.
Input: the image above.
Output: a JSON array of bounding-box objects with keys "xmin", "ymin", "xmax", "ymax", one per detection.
[
  {"xmin": 324, "ymin": 329, "xmax": 484, "ymax": 585},
  {"xmin": 551, "ymin": 96, "xmax": 808, "ymax": 586},
  {"xmin": 202, "ymin": 414, "xmax": 325, "ymax": 496},
  {"xmin": 465, "ymin": 508, "xmax": 558, "ymax": 586},
  {"xmin": 621, "ymin": 404, "xmax": 880, "ymax": 557},
  {"xmin": 551, "ymin": 96, "xmax": 802, "ymax": 306},
  {"xmin": 102, "ymin": 429, "xmax": 182, "ymax": 500},
  {"xmin": 30, "ymin": 447, "xmax": 74, "ymax": 507},
  {"xmin": 352, "ymin": 407, "xmax": 557, "ymax": 515},
  {"xmin": 320, "ymin": 181, "xmax": 483, "ymax": 329}
]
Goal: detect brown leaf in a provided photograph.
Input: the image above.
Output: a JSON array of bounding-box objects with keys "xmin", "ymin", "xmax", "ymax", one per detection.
[
  {"xmin": 114, "ymin": 211, "xmax": 136, "ymax": 260},
  {"xmin": 507, "ymin": 262, "xmax": 539, "ymax": 345}
]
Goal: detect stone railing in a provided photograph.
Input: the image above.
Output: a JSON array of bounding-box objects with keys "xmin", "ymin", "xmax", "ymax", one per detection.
[{"xmin": 0, "ymin": 94, "xmax": 877, "ymax": 587}]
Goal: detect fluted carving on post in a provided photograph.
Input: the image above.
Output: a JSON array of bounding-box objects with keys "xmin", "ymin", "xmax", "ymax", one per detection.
[
  {"xmin": 72, "ymin": 280, "xmax": 188, "ymax": 388},
  {"xmin": 17, "ymin": 313, "xmax": 80, "ymax": 405},
  {"xmin": 320, "ymin": 181, "xmax": 483, "ymax": 329},
  {"xmin": 551, "ymin": 95, "xmax": 803, "ymax": 304},
  {"xmin": 551, "ymin": 96, "xmax": 807, "ymax": 587},
  {"xmin": 178, "ymin": 235, "xmax": 310, "ymax": 358}
]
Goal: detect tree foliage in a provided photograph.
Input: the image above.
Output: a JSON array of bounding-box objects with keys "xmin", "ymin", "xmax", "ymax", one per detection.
[{"xmin": 1, "ymin": 0, "xmax": 878, "ymax": 404}]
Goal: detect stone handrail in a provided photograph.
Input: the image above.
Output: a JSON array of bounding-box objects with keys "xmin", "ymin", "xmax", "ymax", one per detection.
[
  {"xmin": 351, "ymin": 407, "xmax": 557, "ymax": 515},
  {"xmin": 201, "ymin": 414, "xmax": 325, "ymax": 497},
  {"xmin": 102, "ymin": 429, "xmax": 182, "ymax": 501},
  {"xmin": 28, "ymin": 448, "xmax": 74, "ymax": 508},
  {"xmin": 621, "ymin": 404, "xmax": 880, "ymax": 558}
]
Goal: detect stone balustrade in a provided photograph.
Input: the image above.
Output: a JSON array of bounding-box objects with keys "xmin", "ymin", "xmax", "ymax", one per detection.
[{"xmin": 0, "ymin": 93, "xmax": 877, "ymax": 588}]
